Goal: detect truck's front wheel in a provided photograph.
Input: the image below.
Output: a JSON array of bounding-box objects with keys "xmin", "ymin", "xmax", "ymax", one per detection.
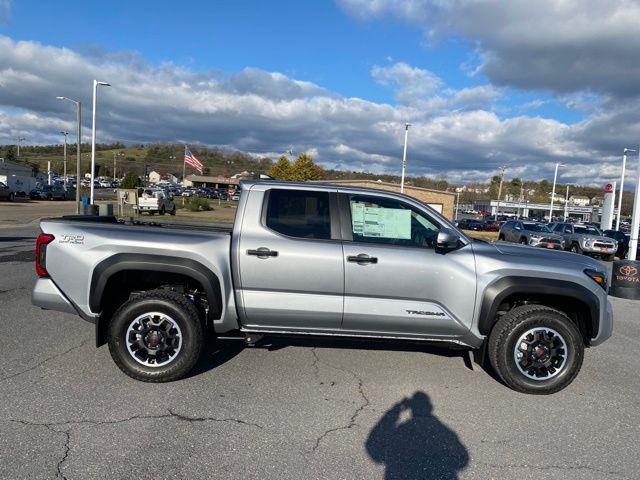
[
  {"xmin": 488, "ymin": 305, "xmax": 584, "ymax": 394},
  {"xmin": 108, "ymin": 290, "xmax": 204, "ymax": 382}
]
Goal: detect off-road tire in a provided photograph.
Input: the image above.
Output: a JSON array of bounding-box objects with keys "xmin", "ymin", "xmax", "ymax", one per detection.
[
  {"xmin": 108, "ymin": 290, "xmax": 204, "ymax": 382},
  {"xmin": 520, "ymin": 237, "xmax": 527, "ymax": 245},
  {"xmin": 159, "ymin": 206, "xmax": 166, "ymax": 215},
  {"xmin": 488, "ymin": 304, "xmax": 584, "ymax": 394},
  {"xmin": 498, "ymin": 234, "xmax": 505, "ymax": 241},
  {"xmin": 8, "ymin": 192, "xmax": 14, "ymax": 202},
  {"xmin": 169, "ymin": 206, "xmax": 176, "ymax": 215},
  {"xmin": 604, "ymin": 254, "xmax": 615, "ymax": 262},
  {"xmin": 570, "ymin": 243, "xmax": 582, "ymax": 254}
]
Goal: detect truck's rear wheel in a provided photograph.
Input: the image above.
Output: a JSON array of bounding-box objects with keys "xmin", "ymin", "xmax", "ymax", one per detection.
[
  {"xmin": 108, "ymin": 290, "xmax": 204, "ymax": 382},
  {"xmin": 488, "ymin": 305, "xmax": 584, "ymax": 394}
]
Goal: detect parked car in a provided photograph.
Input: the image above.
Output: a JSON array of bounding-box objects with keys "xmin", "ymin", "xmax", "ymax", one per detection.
[
  {"xmin": 550, "ymin": 222, "xmax": 617, "ymax": 261},
  {"xmin": 30, "ymin": 184, "xmax": 68, "ymax": 200},
  {"xmin": 499, "ymin": 221, "xmax": 564, "ymax": 250},
  {"xmin": 0, "ymin": 181, "xmax": 15, "ymax": 201},
  {"xmin": 484, "ymin": 220, "xmax": 503, "ymax": 232},
  {"xmin": 603, "ymin": 229, "xmax": 639, "ymax": 259},
  {"xmin": 231, "ymin": 192, "xmax": 240, "ymax": 201},
  {"xmin": 456, "ymin": 219, "xmax": 485, "ymax": 231},
  {"xmin": 137, "ymin": 189, "xmax": 176, "ymax": 215},
  {"xmin": 33, "ymin": 181, "xmax": 612, "ymax": 394}
]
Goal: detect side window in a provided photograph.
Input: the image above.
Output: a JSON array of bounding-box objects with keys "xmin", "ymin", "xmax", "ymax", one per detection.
[
  {"xmin": 553, "ymin": 224, "xmax": 563, "ymax": 233},
  {"xmin": 348, "ymin": 195, "xmax": 440, "ymax": 248},
  {"xmin": 265, "ymin": 189, "xmax": 331, "ymax": 239},
  {"xmin": 564, "ymin": 225, "xmax": 573, "ymax": 233}
]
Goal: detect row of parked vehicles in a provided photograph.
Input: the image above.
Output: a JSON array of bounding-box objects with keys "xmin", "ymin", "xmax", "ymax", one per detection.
[{"xmin": 494, "ymin": 219, "xmax": 636, "ymax": 260}]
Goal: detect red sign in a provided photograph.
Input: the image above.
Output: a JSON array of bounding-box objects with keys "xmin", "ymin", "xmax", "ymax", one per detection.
[{"xmin": 604, "ymin": 183, "xmax": 614, "ymax": 193}]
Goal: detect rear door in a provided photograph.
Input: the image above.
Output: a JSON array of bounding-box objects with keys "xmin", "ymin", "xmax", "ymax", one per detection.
[
  {"xmin": 237, "ymin": 187, "xmax": 344, "ymax": 330},
  {"xmin": 339, "ymin": 192, "xmax": 475, "ymax": 338}
]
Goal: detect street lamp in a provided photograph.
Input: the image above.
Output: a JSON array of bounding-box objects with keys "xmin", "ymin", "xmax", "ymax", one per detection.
[
  {"xmin": 60, "ymin": 131, "xmax": 69, "ymax": 190},
  {"xmin": 90, "ymin": 80, "xmax": 110, "ymax": 204},
  {"xmin": 548, "ymin": 163, "xmax": 565, "ymax": 221},
  {"xmin": 56, "ymin": 96, "xmax": 82, "ymax": 213},
  {"xmin": 400, "ymin": 123, "xmax": 411, "ymax": 193},
  {"xmin": 616, "ymin": 148, "xmax": 636, "ymax": 231},
  {"xmin": 495, "ymin": 165, "xmax": 507, "ymax": 221}
]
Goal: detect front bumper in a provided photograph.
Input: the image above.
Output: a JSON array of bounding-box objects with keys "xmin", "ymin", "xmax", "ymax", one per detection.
[
  {"xmin": 581, "ymin": 245, "xmax": 616, "ymax": 254},
  {"xmin": 590, "ymin": 298, "xmax": 613, "ymax": 346},
  {"xmin": 529, "ymin": 238, "xmax": 563, "ymax": 249}
]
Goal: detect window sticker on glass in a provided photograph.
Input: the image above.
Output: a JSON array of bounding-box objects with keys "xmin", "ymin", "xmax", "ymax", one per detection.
[{"xmin": 351, "ymin": 202, "xmax": 412, "ymax": 239}]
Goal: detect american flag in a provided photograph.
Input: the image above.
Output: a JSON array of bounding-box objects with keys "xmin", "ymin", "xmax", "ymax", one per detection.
[{"xmin": 184, "ymin": 145, "xmax": 204, "ymax": 174}]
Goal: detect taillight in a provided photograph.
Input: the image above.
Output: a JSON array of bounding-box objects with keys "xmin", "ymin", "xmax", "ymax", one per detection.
[{"xmin": 35, "ymin": 233, "xmax": 54, "ymax": 277}]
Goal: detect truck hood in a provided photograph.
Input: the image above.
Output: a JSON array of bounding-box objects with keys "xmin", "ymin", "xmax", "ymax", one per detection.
[{"xmin": 488, "ymin": 241, "xmax": 603, "ymax": 269}]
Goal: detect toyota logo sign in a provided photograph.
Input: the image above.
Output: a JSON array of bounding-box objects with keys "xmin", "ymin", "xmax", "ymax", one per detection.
[
  {"xmin": 604, "ymin": 183, "xmax": 614, "ymax": 193},
  {"xmin": 619, "ymin": 265, "xmax": 638, "ymax": 277}
]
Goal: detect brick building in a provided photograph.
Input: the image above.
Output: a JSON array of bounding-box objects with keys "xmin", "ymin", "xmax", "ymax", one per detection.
[{"xmin": 324, "ymin": 179, "xmax": 455, "ymax": 220}]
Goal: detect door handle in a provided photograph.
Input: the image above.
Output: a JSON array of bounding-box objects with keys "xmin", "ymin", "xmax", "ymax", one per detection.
[
  {"xmin": 247, "ymin": 247, "xmax": 278, "ymax": 258},
  {"xmin": 347, "ymin": 254, "xmax": 378, "ymax": 264}
]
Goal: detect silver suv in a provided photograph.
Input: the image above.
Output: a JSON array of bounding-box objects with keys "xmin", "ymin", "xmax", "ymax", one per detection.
[
  {"xmin": 550, "ymin": 222, "xmax": 617, "ymax": 261},
  {"xmin": 499, "ymin": 221, "xmax": 564, "ymax": 250}
]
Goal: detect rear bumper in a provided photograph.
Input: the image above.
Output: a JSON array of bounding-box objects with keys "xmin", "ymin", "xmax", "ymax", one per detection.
[{"xmin": 32, "ymin": 278, "xmax": 78, "ymax": 315}]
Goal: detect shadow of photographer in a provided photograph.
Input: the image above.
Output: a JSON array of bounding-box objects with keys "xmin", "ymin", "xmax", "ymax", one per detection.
[{"xmin": 366, "ymin": 391, "xmax": 468, "ymax": 479}]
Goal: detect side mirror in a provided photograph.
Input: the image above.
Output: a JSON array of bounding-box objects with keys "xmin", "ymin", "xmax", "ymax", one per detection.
[{"xmin": 437, "ymin": 227, "xmax": 459, "ymax": 250}]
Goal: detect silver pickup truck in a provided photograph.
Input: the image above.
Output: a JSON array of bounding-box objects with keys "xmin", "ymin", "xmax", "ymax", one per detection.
[{"xmin": 32, "ymin": 181, "xmax": 613, "ymax": 394}]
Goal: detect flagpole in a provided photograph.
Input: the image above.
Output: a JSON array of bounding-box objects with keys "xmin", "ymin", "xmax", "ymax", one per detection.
[{"xmin": 183, "ymin": 145, "xmax": 187, "ymax": 186}]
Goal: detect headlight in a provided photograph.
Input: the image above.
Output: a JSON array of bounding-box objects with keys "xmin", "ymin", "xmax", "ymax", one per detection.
[
  {"xmin": 530, "ymin": 234, "xmax": 541, "ymax": 240},
  {"xmin": 584, "ymin": 269, "xmax": 608, "ymax": 291},
  {"xmin": 582, "ymin": 239, "xmax": 593, "ymax": 248}
]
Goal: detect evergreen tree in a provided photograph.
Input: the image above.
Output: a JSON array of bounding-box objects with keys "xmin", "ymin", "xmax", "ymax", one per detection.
[
  {"xmin": 268, "ymin": 155, "xmax": 294, "ymax": 180},
  {"xmin": 290, "ymin": 153, "xmax": 324, "ymax": 181}
]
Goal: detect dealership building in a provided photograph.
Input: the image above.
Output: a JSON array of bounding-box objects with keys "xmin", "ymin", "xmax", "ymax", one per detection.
[{"xmin": 473, "ymin": 199, "xmax": 615, "ymax": 222}]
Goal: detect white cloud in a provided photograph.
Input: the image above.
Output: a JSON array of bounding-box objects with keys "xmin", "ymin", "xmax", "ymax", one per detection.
[
  {"xmin": 0, "ymin": 35, "xmax": 637, "ymax": 185},
  {"xmin": 338, "ymin": 0, "xmax": 640, "ymax": 98},
  {"xmin": 0, "ymin": 0, "xmax": 11, "ymax": 25}
]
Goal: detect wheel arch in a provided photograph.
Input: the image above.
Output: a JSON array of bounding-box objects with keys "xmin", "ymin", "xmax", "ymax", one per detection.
[
  {"xmin": 91, "ymin": 253, "xmax": 222, "ymax": 347},
  {"xmin": 478, "ymin": 276, "xmax": 599, "ymax": 343}
]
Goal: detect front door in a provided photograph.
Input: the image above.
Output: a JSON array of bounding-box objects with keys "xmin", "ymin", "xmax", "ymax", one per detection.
[
  {"xmin": 237, "ymin": 187, "xmax": 344, "ymax": 330},
  {"xmin": 340, "ymin": 193, "xmax": 476, "ymax": 338}
]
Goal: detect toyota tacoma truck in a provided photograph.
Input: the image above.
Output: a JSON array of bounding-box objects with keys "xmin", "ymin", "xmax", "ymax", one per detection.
[{"xmin": 32, "ymin": 181, "xmax": 613, "ymax": 394}]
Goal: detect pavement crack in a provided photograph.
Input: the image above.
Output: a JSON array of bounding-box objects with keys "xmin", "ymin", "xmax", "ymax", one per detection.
[
  {"xmin": 309, "ymin": 347, "xmax": 370, "ymax": 452},
  {"xmin": 480, "ymin": 461, "xmax": 624, "ymax": 477},
  {"xmin": 0, "ymin": 339, "xmax": 91, "ymax": 383}
]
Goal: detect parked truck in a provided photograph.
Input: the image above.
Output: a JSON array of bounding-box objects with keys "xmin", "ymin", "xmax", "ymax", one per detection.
[
  {"xmin": 0, "ymin": 174, "xmax": 37, "ymax": 197},
  {"xmin": 32, "ymin": 181, "xmax": 613, "ymax": 394}
]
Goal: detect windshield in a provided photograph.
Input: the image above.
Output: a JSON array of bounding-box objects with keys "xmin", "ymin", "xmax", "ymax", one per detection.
[
  {"xmin": 523, "ymin": 223, "xmax": 550, "ymax": 232},
  {"xmin": 574, "ymin": 225, "xmax": 601, "ymax": 235}
]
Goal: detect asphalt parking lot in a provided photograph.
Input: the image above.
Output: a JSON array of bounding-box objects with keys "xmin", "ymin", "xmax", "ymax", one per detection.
[{"xmin": 1, "ymin": 223, "xmax": 640, "ymax": 479}]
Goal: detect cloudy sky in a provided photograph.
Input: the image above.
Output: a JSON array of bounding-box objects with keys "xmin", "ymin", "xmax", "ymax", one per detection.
[{"xmin": 1, "ymin": 0, "xmax": 640, "ymax": 185}]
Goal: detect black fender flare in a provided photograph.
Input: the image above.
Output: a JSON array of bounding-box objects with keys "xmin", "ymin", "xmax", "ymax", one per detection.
[
  {"xmin": 90, "ymin": 253, "xmax": 222, "ymax": 345},
  {"xmin": 478, "ymin": 276, "xmax": 600, "ymax": 339}
]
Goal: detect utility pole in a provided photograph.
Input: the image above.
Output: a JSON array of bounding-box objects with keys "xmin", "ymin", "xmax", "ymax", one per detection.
[
  {"xmin": 495, "ymin": 165, "xmax": 507, "ymax": 221},
  {"xmin": 455, "ymin": 192, "xmax": 460, "ymax": 221},
  {"xmin": 616, "ymin": 148, "xmax": 636, "ymax": 231},
  {"xmin": 400, "ymin": 123, "xmax": 411, "ymax": 193},
  {"xmin": 549, "ymin": 163, "xmax": 564, "ymax": 222},
  {"xmin": 15, "ymin": 137, "xmax": 25, "ymax": 159},
  {"xmin": 61, "ymin": 131, "xmax": 69, "ymax": 190}
]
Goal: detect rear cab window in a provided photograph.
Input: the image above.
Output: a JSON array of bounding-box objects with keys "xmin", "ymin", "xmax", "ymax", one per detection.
[{"xmin": 265, "ymin": 189, "xmax": 332, "ymax": 239}]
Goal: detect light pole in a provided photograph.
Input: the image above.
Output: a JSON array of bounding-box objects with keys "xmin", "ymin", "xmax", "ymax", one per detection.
[
  {"xmin": 495, "ymin": 165, "xmax": 507, "ymax": 221},
  {"xmin": 455, "ymin": 191, "xmax": 460, "ymax": 221},
  {"xmin": 60, "ymin": 131, "xmax": 69, "ymax": 190},
  {"xmin": 563, "ymin": 184, "xmax": 570, "ymax": 221},
  {"xmin": 15, "ymin": 137, "xmax": 25, "ymax": 159},
  {"xmin": 616, "ymin": 148, "xmax": 636, "ymax": 231},
  {"xmin": 629, "ymin": 150, "xmax": 640, "ymax": 260},
  {"xmin": 548, "ymin": 163, "xmax": 565, "ymax": 221},
  {"xmin": 90, "ymin": 80, "xmax": 110, "ymax": 204},
  {"xmin": 400, "ymin": 123, "xmax": 411, "ymax": 193},
  {"xmin": 56, "ymin": 96, "xmax": 82, "ymax": 213}
]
